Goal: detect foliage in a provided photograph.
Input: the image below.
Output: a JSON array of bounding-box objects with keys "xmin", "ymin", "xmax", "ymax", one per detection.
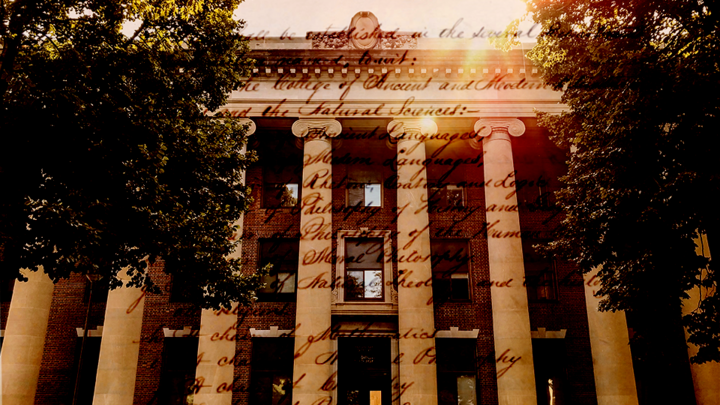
[
  {"xmin": 525, "ymin": 0, "xmax": 720, "ymax": 363},
  {"xmin": 0, "ymin": 0, "xmax": 264, "ymax": 308}
]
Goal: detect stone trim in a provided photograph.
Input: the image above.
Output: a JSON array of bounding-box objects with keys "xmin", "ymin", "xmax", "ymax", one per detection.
[
  {"xmin": 530, "ymin": 328, "xmax": 567, "ymax": 339},
  {"xmin": 163, "ymin": 326, "xmax": 198, "ymax": 338},
  {"xmin": 435, "ymin": 327, "xmax": 480, "ymax": 339},
  {"xmin": 249, "ymin": 326, "xmax": 294, "ymax": 338},
  {"xmin": 76, "ymin": 326, "xmax": 104, "ymax": 337}
]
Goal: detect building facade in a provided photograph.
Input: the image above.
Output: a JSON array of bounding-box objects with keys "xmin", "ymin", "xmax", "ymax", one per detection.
[{"xmin": 2, "ymin": 11, "xmax": 718, "ymax": 405}]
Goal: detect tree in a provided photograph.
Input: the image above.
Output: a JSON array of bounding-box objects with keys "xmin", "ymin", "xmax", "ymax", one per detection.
[
  {"xmin": 0, "ymin": 0, "xmax": 264, "ymax": 308},
  {"xmin": 524, "ymin": 0, "xmax": 720, "ymax": 365}
]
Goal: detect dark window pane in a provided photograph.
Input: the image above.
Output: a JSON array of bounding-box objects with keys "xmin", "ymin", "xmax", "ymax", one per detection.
[
  {"xmin": 431, "ymin": 240, "xmax": 470, "ymax": 276},
  {"xmin": 346, "ymin": 238, "xmax": 383, "ymax": 269},
  {"xmin": 451, "ymin": 277, "xmax": 470, "ymax": 300},
  {"xmin": 347, "ymin": 184, "xmax": 365, "ymax": 207},
  {"xmin": 346, "ymin": 271, "xmax": 365, "ymax": 300}
]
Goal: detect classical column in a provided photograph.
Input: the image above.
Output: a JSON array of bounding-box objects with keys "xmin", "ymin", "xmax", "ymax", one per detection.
[
  {"xmin": 583, "ymin": 267, "xmax": 639, "ymax": 405},
  {"xmin": 683, "ymin": 233, "xmax": 720, "ymax": 405},
  {"xmin": 93, "ymin": 268, "xmax": 146, "ymax": 405},
  {"xmin": 0, "ymin": 267, "xmax": 54, "ymax": 405},
  {"xmin": 388, "ymin": 118, "xmax": 438, "ymax": 405},
  {"xmin": 291, "ymin": 119, "xmax": 341, "ymax": 405},
  {"xmin": 472, "ymin": 118, "xmax": 536, "ymax": 405},
  {"xmin": 194, "ymin": 119, "xmax": 256, "ymax": 405}
]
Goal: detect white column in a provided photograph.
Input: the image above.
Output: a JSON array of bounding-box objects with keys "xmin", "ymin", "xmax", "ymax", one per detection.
[
  {"xmin": 683, "ymin": 233, "xmax": 720, "ymax": 405},
  {"xmin": 388, "ymin": 118, "xmax": 438, "ymax": 405},
  {"xmin": 194, "ymin": 119, "xmax": 256, "ymax": 405},
  {"xmin": 0, "ymin": 267, "xmax": 55, "ymax": 405},
  {"xmin": 472, "ymin": 118, "xmax": 536, "ymax": 405},
  {"xmin": 93, "ymin": 268, "xmax": 146, "ymax": 405},
  {"xmin": 583, "ymin": 267, "xmax": 639, "ymax": 405},
  {"xmin": 291, "ymin": 119, "xmax": 341, "ymax": 405}
]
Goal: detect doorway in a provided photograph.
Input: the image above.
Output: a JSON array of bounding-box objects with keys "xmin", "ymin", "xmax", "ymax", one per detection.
[{"xmin": 338, "ymin": 337, "xmax": 392, "ymax": 405}]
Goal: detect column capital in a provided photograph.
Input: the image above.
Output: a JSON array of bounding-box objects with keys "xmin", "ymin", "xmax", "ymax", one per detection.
[
  {"xmin": 237, "ymin": 118, "xmax": 257, "ymax": 136},
  {"xmin": 471, "ymin": 118, "xmax": 525, "ymax": 148},
  {"xmin": 387, "ymin": 118, "xmax": 438, "ymax": 141},
  {"xmin": 291, "ymin": 119, "xmax": 342, "ymax": 141}
]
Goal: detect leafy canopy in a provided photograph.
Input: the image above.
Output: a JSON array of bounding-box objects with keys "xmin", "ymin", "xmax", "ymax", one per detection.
[
  {"xmin": 524, "ymin": 0, "xmax": 720, "ymax": 363},
  {"xmin": 0, "ymin": 0, "xmax": 264, "ymax": 308}
]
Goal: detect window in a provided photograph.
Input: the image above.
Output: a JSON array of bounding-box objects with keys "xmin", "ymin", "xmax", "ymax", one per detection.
[
  {"xmin": 258, "ymin": 239, "xmax": 299, "ymax": 301},
  {"xmin": 158, "ymin": 337, "xmax": 198, "ymax": 405},
  {"xmin": 250, "ymin": 338, "xmax": 294, "ymax": 405},
  {"xmin": 523, "ymin": 240, "xmax": 558, "ymax": 302},
  {"xmin": 345, "ymin": 238, "xmax": 384, "ymax": 301},
  {"xmin": 436, "ymin": 339, "xmax": 478, "ymax": 405},
  {"xmin": 429, "ymin": 184, "xmax": 465, "ymax": 208},
  {"xmin": 264, "ymin": 165, "xmax": 301, "ymax": 208},
  {"xmin": 431, "ymin": 240, "xmax": 471, "ymax": 303},
  {"xmin": 264, "ymin": 183, "xmax": 299, "ymax": 207},
  {"xmin": 347, "ymin": 166, "xmax": 382, "ymax": 207}
]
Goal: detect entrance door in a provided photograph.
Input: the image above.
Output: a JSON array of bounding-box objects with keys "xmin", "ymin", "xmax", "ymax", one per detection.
[{"xmin": 338, "ymin": 337, "xmax": 392, "ymax": 405}]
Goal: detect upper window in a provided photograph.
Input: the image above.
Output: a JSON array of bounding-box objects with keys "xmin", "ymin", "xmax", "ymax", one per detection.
[
  {"xmin": 344, "ymin": 238, "xmax": 384, "ymax": 301},
  {"xmin": 264, "ymin": 165, "xmax": 301, "ymax": 208},
  {"xmin": 258, "ymin": 239, "xmax": 299, "ymax": 301},
  {"xmin": 429, "ymin": 184, "xmax": 465, "ymax": 209},
  {"xmin": 346, "ymin": 166, "xmax": 382, "ymax": 207},
  {"xmin": 431, "ymin": 239, "xmax": 471, "ymax": 303},
  {"xmin": 523, "ymin": 240, "xmax": 558, "ymax": 302}
]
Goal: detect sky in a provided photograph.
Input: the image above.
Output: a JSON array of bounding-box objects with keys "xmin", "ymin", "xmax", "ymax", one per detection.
[{"xmin": 234, "ymin": 0, "xmax": 535, "ymax": 41}]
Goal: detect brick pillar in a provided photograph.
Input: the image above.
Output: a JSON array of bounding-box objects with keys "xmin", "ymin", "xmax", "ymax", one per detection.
[
  {"xmin": 387, "ymin": 118, "xmax": 438, "ymax": 405},
  {"xmin": 1, "ymin": 267, "xmax": 54, "ymax": 405},
  {"xmin": 291, "ymin": 119, "xmax": 341, "ymax": 405},
  {"xmin": 194, "ymin": 119, "xmax": 256, "ymax": 405},
  {"xmin": 683, "ymin": 233, "xmax": 720, "ymax": 405},
  {"xmin": 93, "ymin": 268, "xmax": 146, "ymax": 405},
  {"xmin": 472, "ymin": 118, "xmax": 537, "ymax": 405},
  {"xmin": 583, "ymin": 266, "xmax": 639, "ymax": 405}
]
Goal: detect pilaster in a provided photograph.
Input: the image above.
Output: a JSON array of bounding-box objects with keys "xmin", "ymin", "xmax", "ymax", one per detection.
[
  {"xmin": 0, "ymin": 267, "xmax": 55, "ymax": 405},
  {"xmin": 472, "ymin": 118, "xmax": 537, "ymax": 405},
  {"xmin": 387, "ymin": 118, "xmax": 438, "ymax": 405},
  {"xmin": 291, "ymin": 118, "xmax": 341, "ymax": 405}
]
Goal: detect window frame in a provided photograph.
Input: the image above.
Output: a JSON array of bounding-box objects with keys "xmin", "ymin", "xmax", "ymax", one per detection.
[
  {"xmin": 431, "ymin": 239, "xmax": 472, "ymax": 303},
  {"xmin": 523, "ymin": 240, "xmax": 559, "ymax": 303},
  {"xmin": 263, "ymin": 182, "xmax": 301, "ymax": 208},
  {"xmin": 257, "ymin": 238, "xmax": 300, "ymax": 302},
  {"xmin": 335, "ymin": 230, "xmax": 394, "ymax": 308},
  {"xmin": 429, "ymin": 184, "xmax": 466, "ymax": 209}
]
